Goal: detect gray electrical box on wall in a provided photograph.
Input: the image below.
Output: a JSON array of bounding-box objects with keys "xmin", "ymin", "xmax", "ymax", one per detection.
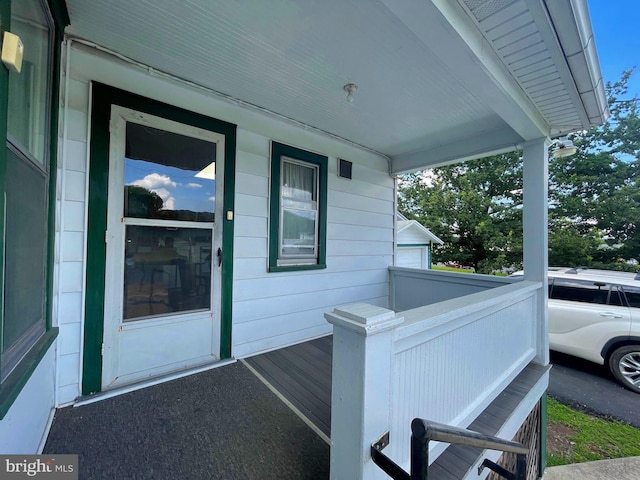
[{"xmin": 338, "ymin": 159, "xmax": 352, "ymax": 179}]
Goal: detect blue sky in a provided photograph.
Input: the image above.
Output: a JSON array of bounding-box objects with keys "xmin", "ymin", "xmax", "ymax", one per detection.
[
  {"xmin": 125, "ymin": 159, "xmax": 215, "ymax": 213},
  {"xmin": 588, "ymin": 0, "xmax": 640, "ymax": 97}
]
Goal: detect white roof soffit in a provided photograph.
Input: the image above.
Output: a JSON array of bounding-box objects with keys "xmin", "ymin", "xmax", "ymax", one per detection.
[
  {"xmin": 63, "ymin": 0, "xmax": 607, "ymax": 175},
  {"xmin": 542, "ymin": 0, "xmax": 609, "ymax": 128},
  {"xmin": 457, "ymin": 0, "xmax": 608, "ymax": 133},
  {"xmin": 388, "ymin": 0, "xmax": 608, "ymax": 174}
]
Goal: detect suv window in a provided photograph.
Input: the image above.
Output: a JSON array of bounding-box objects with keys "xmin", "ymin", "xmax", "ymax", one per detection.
[
  {"xmin": 608, "ymin": 287, "xmax": 625, "ymax": 306},
  {"xmin": 550, "ymin": 278, "xmax": 612, "ymax": 305},
  {"xmin": 623, "ymin": 286, "xmax": 640, "ymax": 308}
]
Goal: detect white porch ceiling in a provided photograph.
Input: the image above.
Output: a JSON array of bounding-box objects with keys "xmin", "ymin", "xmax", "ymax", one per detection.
[{"xmin": 63, "ymin": 0, "xmax": 606, "ymax": 173}]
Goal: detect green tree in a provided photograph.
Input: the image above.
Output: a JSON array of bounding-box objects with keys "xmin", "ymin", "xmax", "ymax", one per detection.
[
  {"xmin": 398, "ymin": 152, "xmax": 523, "ymax": 274},
  {"xmin": 399, "ymin": 71, "xmax": 639, "ymax": 272},
  {"xmin": 549, "ymin": 70, "xmax": 639, "ymax": 265},
  {"xmin": 125, "ymin": 185, "xmax": 164, "ymax": 217}
]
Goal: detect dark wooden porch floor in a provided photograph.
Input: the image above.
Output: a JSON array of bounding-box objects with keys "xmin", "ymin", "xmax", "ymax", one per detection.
[
  {"xmin": 44, "ymin": 335, "xmax": 546, "ymax": 479},
  {"xmin": 244, "ymin": 336, "xmax": 332, "ymax": 440},
  {"xmin": 245, "ymin": 335, "xmax": 548, "ymax": 480}
]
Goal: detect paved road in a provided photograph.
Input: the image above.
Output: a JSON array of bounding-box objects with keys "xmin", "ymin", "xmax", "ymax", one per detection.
[{"xmin": 548, "ymin": 351, "xmax": 640, "ymax": 428}]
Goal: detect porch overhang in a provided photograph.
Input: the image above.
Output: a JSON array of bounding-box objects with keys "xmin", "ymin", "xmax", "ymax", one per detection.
[{"xmin": 62, "ymin": 0, "xmax": 607, "ymax": 174}]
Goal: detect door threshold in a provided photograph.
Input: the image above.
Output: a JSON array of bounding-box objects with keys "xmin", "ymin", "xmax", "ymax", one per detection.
[{"xmin": 75, "ymin": 358, "xmax": 237, "ymax": 407}]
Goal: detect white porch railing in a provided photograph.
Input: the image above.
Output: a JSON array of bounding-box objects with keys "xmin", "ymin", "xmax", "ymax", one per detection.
[
  {"xmin": 389, "ymin": 266, "xmax": 516, "ymax": 311},
  {"xmin": 325, "ymin": 280, "xmax": 543, "ymax": 480}
]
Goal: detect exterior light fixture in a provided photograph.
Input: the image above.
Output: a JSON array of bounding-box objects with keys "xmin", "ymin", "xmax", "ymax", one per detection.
[
  {"xmin": 551, "ymin": 136, "xmax": 577, "ymax": 159},
  {"xmin": 343, "ymin": 83, "xmax": 358, "ymax": 103}
]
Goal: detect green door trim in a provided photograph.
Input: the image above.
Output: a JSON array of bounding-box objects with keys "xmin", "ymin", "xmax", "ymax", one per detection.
[{"xmin": 82, "ymin": 83, "xmax": 236, "ymax": 395}]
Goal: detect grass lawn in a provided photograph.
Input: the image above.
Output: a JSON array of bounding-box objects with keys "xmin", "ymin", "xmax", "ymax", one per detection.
[
  {"xmin": 431, "ymin": 265, "xmax": 476, "ymax": 274},
  {"xmin": 547, "ymin": 397, "xmax": 640, "ymax": 466}
]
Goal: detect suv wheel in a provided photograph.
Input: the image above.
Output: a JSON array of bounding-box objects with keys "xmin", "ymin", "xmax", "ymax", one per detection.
[{"xmin": 608, "ymin": 345, "xmax": 640, "ymax": 393}]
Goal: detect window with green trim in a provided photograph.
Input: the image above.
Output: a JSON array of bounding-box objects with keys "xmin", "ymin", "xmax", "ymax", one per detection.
[
  {"xmin": 1, "ymin": 0, "xmax": 53, "ymax": 382},
  {"xmin": 269, "ymin": 142, "xmax": 327, "ymax": 272}
]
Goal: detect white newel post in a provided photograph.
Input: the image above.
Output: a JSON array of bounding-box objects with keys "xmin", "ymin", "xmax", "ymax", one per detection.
[
  {"xmin": 522, "ymin": 138, "xmax": 550, "ymax": 364},
  {"xmin": 325, "ymin": 304, "xmax": 404, "ymax": 480}
]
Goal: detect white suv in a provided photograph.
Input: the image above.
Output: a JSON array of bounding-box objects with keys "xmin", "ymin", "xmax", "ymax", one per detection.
[{"xmin": 514, "ymin": 267, "xmax": 640, "ymax": 393}]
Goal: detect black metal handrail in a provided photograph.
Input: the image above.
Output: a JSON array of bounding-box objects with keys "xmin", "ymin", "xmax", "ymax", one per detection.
[{"xmin": 371, "ymin": 419, "xmax": 528, "ymax": 480}]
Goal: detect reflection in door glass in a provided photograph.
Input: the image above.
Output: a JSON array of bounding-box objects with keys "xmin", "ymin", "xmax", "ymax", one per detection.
[
  {"xmin": 123, "ymin": 226, "xmax": 212, "ymax": 321},
  {"xmin": 124, "ymin": 123, "xmax": 216, "ymax": 222}
]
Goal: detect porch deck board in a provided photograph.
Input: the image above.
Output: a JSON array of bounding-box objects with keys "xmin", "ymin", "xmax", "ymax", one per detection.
[
  {"xmin": 244, "ymin": 336, "xmax": 333, "ymax": 438},
  {"xmin": 242, "ymin": 336, "xmax": 547, "ymax": 480}
]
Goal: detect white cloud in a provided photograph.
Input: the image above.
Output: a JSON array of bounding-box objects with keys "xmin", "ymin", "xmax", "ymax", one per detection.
[
  {"xmin": 131, "ymin": 175, "xmax": 177, "ymax": 210},
  {"xmin": 153, "ymin": 188, "xmax": 171, "ymax": 201},
  {"xmin": 151, "ymin": 187, "xmax": 176, "ymax": 210},
  {"xmin": 209, "ymin": 196, "xmax": 215, "ymax": 202},
  {"xmin": 132, "ymin": 173, "xmax": 176, "ymax": 190},
  {"xmin": 186, "ymin": 183, "xmax": 202, "ymax": 189}
]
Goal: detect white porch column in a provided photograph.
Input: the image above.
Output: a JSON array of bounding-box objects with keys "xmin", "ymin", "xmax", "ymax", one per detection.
[
  {"xmin": 522, "ymin": 138, "xmax": 550, "ymax": 364},
  {"xmin": 325, "ymin": 304, "xmax": 404, "ymax": 480}
]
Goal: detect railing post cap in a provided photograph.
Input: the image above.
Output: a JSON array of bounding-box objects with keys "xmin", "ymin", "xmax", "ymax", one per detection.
[{"xmin": 325, "ymin": 303, "xmax": 403, "ymax": 336}]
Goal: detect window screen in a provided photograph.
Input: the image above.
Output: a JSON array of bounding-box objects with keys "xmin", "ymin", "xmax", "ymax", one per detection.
[{"xmin": 1, "ymin": 148, "xmax": 48, "ymax": 381}]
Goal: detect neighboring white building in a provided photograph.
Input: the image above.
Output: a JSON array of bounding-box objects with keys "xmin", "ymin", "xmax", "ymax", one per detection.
[
  {"xmin": 396, "ymin": 212, "xmax": 443, "ymax": 269},
  {"xmin": 0, "ymin": 1, "xmax": 609, "ymax": 478}
]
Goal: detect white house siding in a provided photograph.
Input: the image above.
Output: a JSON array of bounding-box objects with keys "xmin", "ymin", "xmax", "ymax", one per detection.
[
  {"xmin": 398, "ymin": 228, "xmax": 429, "ymax": 245},
  {"xmin": 53, "ymin": 41, "xmax": 394, "ymax": 402},
  {"xmin": 233, "ymin": 130, "xmax": 393, "ymax": 356},
  {"xmin": 0, "ymin": 344, "xmax": 56, "ymax": 452}
]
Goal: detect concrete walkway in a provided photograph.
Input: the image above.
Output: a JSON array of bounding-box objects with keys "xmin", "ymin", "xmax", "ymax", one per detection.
[{"xmin": 544, "ymin": 457, "xmax": 640, "ymax": 480}]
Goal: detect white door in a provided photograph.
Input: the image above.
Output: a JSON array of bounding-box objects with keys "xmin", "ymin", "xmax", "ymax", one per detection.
[{"xmin": 102, "ymin": 105, "xmax": 225, "ymax": 389}]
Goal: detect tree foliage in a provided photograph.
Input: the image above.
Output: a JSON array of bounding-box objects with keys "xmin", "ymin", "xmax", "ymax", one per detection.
[
  {"xmin": 549, "ymin": 70, "xmax": 639, "ymax": 265},
  {"xmin": 398, "ymin": 152, "xmax": 523, "ymax": 273},
  {"xmin": 399, "ymin": 70, "xmax": 639, "ymax": 272}
]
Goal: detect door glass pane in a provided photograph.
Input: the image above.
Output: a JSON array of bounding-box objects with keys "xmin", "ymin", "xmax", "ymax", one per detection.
[
  {"xmin": 124, "ymin": 226, "xmax": 212, "ymax": 321},
  {"xmin": 8, "ymin": 0, "xmax": 51, "ymax": 165},
  {"xmin": 124, "ymin": 123, "xmax": 216, "ymax": 222}
]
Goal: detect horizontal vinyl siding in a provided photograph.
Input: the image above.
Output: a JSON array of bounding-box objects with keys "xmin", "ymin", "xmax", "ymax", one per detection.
[
  {"xmin": 55, "ymin": 44, "xmax": 394, "ymax": 400},
  {"xmin": 232, "ymin": 129, "xmax": 393, "ymax": 356},
  {"xmin": 398, "ymin": 227, "xmax": 429, "ymax": 245},
  {"xmin": 53, "ymin": 72, "xmax": 90, "ymax": 404}
]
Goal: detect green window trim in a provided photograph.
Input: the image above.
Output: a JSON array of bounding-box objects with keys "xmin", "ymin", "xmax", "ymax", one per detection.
[
  {"xmin": 0, "ymin": 0, "xmax": 68, "ymax": 419},
  {"xmin": 83, "ymin": 83, "xmax": 237, "ymax": 395},
  {"xmin": 269, "ymin": 142, "xmax": 327, "ymax": 273},
  {"xmin": 0, "ymin": 328, "xmax": 57, "ymax": 419}
]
